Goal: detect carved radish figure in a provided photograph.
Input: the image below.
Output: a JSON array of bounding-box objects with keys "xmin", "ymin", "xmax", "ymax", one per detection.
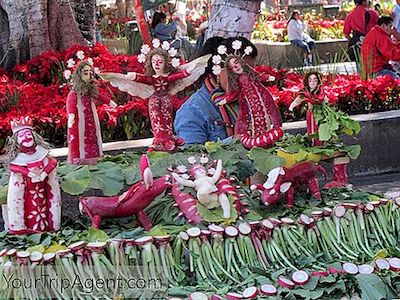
[
  {"xmin": 79, "ymin": 155, "xmax": 171, "ymax": 230},
  {"xmin": 252, "ymin": 161, "xmax": 327, "ymax": 208}
]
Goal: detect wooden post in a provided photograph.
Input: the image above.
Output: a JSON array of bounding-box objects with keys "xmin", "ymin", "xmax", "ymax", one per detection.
[{"xmin": 133, "ymin": 0, "xmax": 152, "ymax": 45}]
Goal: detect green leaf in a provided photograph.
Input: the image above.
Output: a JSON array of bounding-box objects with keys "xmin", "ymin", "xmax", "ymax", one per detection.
[
  {"xmin": 28, "ymin": 234, "xmax": 42, "ymax": 244},
  {"xmin": 318, "ymin": 123, "xmax": 332, "ymax": 141},
  {"xmin": 0, "ymin": 185, "xmax": 7, "ymax": 205},
  {"xmin": 248, "ymin": 147, "xmax": 285, "ymax": 174},
  {"xmin": 124, "ymin": 165, "xmax": 141, "ymax": 185},
  {"xmin": 356, "ymin": 274, "xmax": 387, "ymax": 300},
  {"xmin": 205, "ymin": 141, "xmax": 222, "ymax": 153},
  {"xmin": 81, "ymin": 227, "xmax": 109, "ymax": 242},
  {"xmin": 339, "ymin": 145, "xmax": 361, "ymax": 160},
  {"xmin": 291, "ymin": 288, "xmax": 324, "ymax": 300},
  {"xmin": 60, "ymin": 166, "xmax": 91, "ymax": 195},
  {"xmin": 90, "ymin": 162, "xmax": 124, "ymax": 196},
  {"xmin": 197, "ymin": 196, "xmax": 238, "ymax": 224},
  {"xmin": 26, "ymin": 245, "xmax": 45, "ymax": 253}
]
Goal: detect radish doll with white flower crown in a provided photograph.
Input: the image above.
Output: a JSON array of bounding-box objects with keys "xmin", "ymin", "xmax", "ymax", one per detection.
[
  {"xmin": 212, "ymin": 40, "xmax": 284, "ymax": 149},
  {"xmin": 101, "ymin": 39, "xmax": 210, "ymax": 152}
]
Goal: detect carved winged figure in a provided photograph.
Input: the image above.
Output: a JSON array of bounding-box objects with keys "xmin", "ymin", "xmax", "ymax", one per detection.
[{"xmin": 101, "ymin": 40, "xmax": 210, "ymax": 152}]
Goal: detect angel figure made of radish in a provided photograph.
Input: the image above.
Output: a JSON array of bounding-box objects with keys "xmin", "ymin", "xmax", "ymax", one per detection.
[
  {"xmin": 211, "ymin": 40, "xmax": 284, "ymax": 149},
  {"xmin": 101, "ymin": 39, "xmax": 210, "ymax": 152},
  {"xmin": 289, "ymin": 71, "xmax": 328, "ymax": 147}
]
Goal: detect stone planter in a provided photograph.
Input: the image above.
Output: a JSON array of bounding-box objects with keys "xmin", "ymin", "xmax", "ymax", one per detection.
[{"xmin": 254, "ymin": 39, "xmax": 348, "ymax": 69}]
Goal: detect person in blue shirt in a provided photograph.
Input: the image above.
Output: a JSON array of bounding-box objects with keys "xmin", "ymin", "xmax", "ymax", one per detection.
[
  {"xmin": 174, "ymin": 36, "xmax": 258, "ymax": 145},
  {"xmin": 151, "ymin": 12, "xmax": 178, "ymax": 42}
]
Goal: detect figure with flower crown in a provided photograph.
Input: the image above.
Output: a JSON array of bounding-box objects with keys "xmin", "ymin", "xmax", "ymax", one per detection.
[
  {"xmin": 2, "ymin": 117, "xmax": 61, "ymax": 234},
  {"xmin": 211, "ymin": 40, "xmax": 284, "ymax": 149},
  {"xmin": 101, "ymin": 39, "xmax": 210, "ymax": 152},
  {"xmin": 66, "ymin": 60, "xmax": 117, "ymax": 165}
]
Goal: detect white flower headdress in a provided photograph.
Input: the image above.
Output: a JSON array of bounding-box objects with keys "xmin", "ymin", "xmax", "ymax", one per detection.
[
  {"xmin": 63, "ymin": 51, "xmax": 99, "ymax": 80},
  {"xmin": 138, "ymin": 38, "xmax": 181, "ymax": 68},
  {"xmin": 211, "ymin": 39, "xmax": 253, "ymax": 75}
]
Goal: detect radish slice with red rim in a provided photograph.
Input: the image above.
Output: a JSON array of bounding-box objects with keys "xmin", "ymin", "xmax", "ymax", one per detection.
[
  {"xmin": 323, "ymin": 207, "xmax": 333, "ymax": 216},
  {"xmin": 261, "ymin": 219, "xmax": 274, "ymax": 230},
  {"xmin": 154, "ymin": 235, "xmax": 171, "ymax": 242},
  {"xmin": 208, "ymin": 224, "xmax": 224, "ymax": 233},
  {"xmin": 0, "ymin": 249, "xmax": 7, "ymax": 257},
  {"xmin": 86, "ymin": 241, "xmax": 108, "ymax": 251},
  {"xmin": 364, "ymin": 203, "xmax": 375, "ymax": 213},
  {"xmin": 334, "ymin": 205, "xmax": 346, "ymax": 218},
  {"xmin": 169, "ymin": 298, "xmax": 183, "ymax": 300},
  {"xmin": 311, "ymin": 271, "xmax": 329, "ymax": 277},
  {"xmin": 211, "ymin": 294, "xmax": 223, "ymax": 300},
  {"xmin": 17, "ymin": 251, "xmax": 30, "ymax": 259},
  {"xmin": 238, "ymin": 223, "xmax": 252, "ymax": 235},
  {"xmin": 56, "ymin": 249, "xmax": 71, "ymax": 257},
  {"xmin": 379, "ymin": 198, "xmax": 389, "ymax": 205},
  {"xmin": 43, "ymin": 253, "xmax": 56, "ymax": 262},
  {"xmin": 68, "ymin": 241, "xmax": 86, "ymax": 251},
  {"xmin": 370, "ymin": 200, "xmax": 381, "ymax": 207},
  {"xmin": 342, "ymin": 202, "xmax": 357, "ymax": 209},
  {"xmin": 187, "ymin": 227, "xmax": 201, "ymax": 238},
  {"xmin": 201, "ymin": 230, "xmax": 211, "ymax": 236},
  {"xmin": 179, "ymin": 231, "xmax": 189, "ymax": 241},
  {"xmin": 30, "ymin": 251, "xmax": 43, "ymax": 262},
  {"xmin": 242, "ymin": 287, "xmax": 258, "ymax": 299},
  {"xmin": 281, "ymin": 217, "xmax": 295, "ymax": 225},
  {"xmin": 328, "ymin": 266, "xmax": 343, "ymax": 274},
  {"xmin": 189, "ymin": 292, "xmax": 208, "ymax": 300},
  {"xmin": 226, "ymin": 292, "xmax": 244, "ymax": 300},
  {"xmin": 311, "ymin": 211, "xmax": 323, "ymax": 218},
  {"xmin": 299, "ymin": 214, "xmax": 312, "ymax": 225},
  {"xmin": 260, "ymin": 284, "xmax": 277, "ymax": 296},
  {"xmin": 277, "ymin": 277, "xmax": 295, "ymax": 289},
  {"xmin": 225, "ymin": 226, "xmax": 239, "ymax": 237},
  {"xmin": 269, "ymin": 218, "xmax": 281, "ymax": 226},
  {"xmin": 358, "ymin": 264, "xmax": 374, "ymax": 274},
  {"xmin": 375, "ymin": 258, "xmax": 390, "ymax": 270},
  {"xmin": 6, "ymin": 249, "xmax": 16, "ymax": 256},
  {"xmin": 292, "ymin": 270, "xmax": 309, "ymax": 285},
  {"xmin": 343, "ymin": 262, "xmax": 358, "ymax": 275},
  {"xmin": 395, "ymin": 197, "xmax": 400, "ymax": 207},
  {"xmin": 388, "ymin": 258, "xmax": 400, "ymax": 271}
]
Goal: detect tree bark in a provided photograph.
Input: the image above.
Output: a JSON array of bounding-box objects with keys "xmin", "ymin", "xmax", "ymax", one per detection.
[
  {"xmin": 70, "ymin": 0, "xmax": 97, "ymax": 42},
  {"xmin": 205, "ymin": 0, "xmax": 262, "ymax": 40},
  {"xmin": 116, "ymin": 0, "xmax": 126, "ymax": 18},
  {"xmin": 125, "ymin": 0, "xmax": 134, "ymax": 18}
]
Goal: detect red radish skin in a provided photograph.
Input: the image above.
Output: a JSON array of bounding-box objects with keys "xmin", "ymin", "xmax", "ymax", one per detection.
[
  {"xmin": 311, "ymin": 211, "xmax": 323, "ymax": 218},
  {"xmin": 323, "ymin": 207, "xmax": 333, "ymax": 216},
  {"xmin": 358, "ymin": 264, "xmax": 374, "ymax": 274},
  {"xmin": 292, "ymin": 270, "xmax": 310, "ymax": 285},
  {"xmin": 388, "ymin": 258, "xmax": 400, "ymax": 271},
  {"xmin": 260, "ymin": 284, "xmax": 277, "ymax": 296},
  {"xmin": 375, "ymin": 258, "xmax": 390, "ymax": 270},
  {"xmin": 0, "ymin": 249, "xmax": 7, "ymax": 257},
  {"xmin": 6, "ymin": 249, "xmax": 16, "ymax": 257},
  {"xmin": 242, "ymin": 287, "xmax": 259, "ymax": 299},
  {"xmin": 343, "ymin": 262, "xmax": 358, "ymax": 275},
  {"xmin": 311, "ymin": 271, "xmax": 330, "ymax": 277},
  {"xmin": 226, "ymin": 292, "xmax": 244, "ymax": 300},
  {"xmin": 211, "ymin": 295, "xmax": 223, "ymax": 300},
  {"xmin": 328, "ymin": 266, "xmax": 344, "ymax": 274},
  {"xmin": 261, "ymin": 219, "xmax": 274, "ymax": 230},
  {"xmin": 277, "ymin": 277, "xmax": 295, "ymax": 289},
  {"xmin": 269, "ymin": 218, "xmax": 282, "ymax": 226}
]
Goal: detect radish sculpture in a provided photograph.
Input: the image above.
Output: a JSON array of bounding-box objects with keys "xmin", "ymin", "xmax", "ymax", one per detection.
[
  {"xmin": 79, "ymin": 155, "xmax": 171, "ymax": 230},
  {"xmin": 252, "ymin": 161, "xmax": 327, "ymax": 208}
]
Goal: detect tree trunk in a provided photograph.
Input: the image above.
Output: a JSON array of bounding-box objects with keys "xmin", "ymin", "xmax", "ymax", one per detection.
[
  {"xmin": 125, "ymin": 0, "xmax": 134, "ymax": 18},
  {"xmin": 205, "ymin": 0, "xmax": 262, "ymax": 40},
  {"xmin": 70, "ymin": 0, "xmax": 97, "ymax": 42},
  {"xmin": 116, "ymin": 0, "xmax": 126, "ymax": 18}
]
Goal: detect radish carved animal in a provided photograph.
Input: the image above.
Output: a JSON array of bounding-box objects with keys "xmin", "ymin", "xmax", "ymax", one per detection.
[
  {"xmin": 252, "ymin": 161, "xmax": 327, "ymax": 208},
  {"xmin": 79, "ymin": 155, "xmax": 171, "ymax": 230}
]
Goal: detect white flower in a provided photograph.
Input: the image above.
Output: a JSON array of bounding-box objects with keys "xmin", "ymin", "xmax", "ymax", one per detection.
[
  {"xmin": 76, "ymin": 50, "xmax": 85, "ymax": 60},
  {"xmin": 67, "ymin": 58, "xmax": 75, "ymax": 68},
  {"xmin": 268, "ymin": 75, "xmax": 276, "ymax": 82},
  {"xmin": 181, "ymin": 174, "xmax": 190, "ymax": 180},
  {"xmin": 68, "ymin": 113, "xmax": 75, "ymax": 128},
  {"xmin": 188, "ymin": 156, "xmax": 196, "ymax": 164},
  {"xmin": 212, "ymin": 55, "xmax": 222, "ymax": 65},
  {"xmin": 176, "ymin": 165, "xmax": 188, "ymax": 173},
  {"xmin": 171, "ymin": 57, "xmax": 181, "ymax": 68},
  {"xmin": 232, "ymin": 40, "xmax": 242, "ymax": 50},
  {"xmin": 152, "ymin": 39, "xmax": 161, "ymax": 48},
  {"xmin": 138, "ymin": 53, "xmax": 147, "ymax": 64},
  {"xmin": 200, "ymin": 156, "xmax": 209, "ymax": 164},
  {"xmin": 161, "ymin": 41, "xmax": 170, "ymax": 51},
  {"xmin": 63, "ymin": 69, "xmax": 72, "ymax": 80},
  {"xmin": 87, "ymin": 58, "xmax": 94, "ymax": 66},
  {"xmin": 212, "ymin": 65, "xmax": 222, "ymax": 75},
  {"xmin": 208, "ymin": 168, "xmax": 216, "ymax": 175},
  {"xmin": 217, "ymin": 45, "xmax": 227, "ymax": 55},
  {"xmin": 141, "ymin": 44, "xmax": 151, "ymax": 55},
  {"xmin": 244, "ymin": 46, "xmax": 253, "ymax": 56},
  {"xmin": 93, "ymin": 67, "xmax": 100, "ymax": 74},
  {"xmin": 168, "ymin": 48, "xmax": 178, "ymax": 57}
]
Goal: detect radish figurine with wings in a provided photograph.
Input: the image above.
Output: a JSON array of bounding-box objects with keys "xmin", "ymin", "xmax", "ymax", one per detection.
[{"xmin": 101, "ymin": 39, "xmax": 210, "ymax": 152}]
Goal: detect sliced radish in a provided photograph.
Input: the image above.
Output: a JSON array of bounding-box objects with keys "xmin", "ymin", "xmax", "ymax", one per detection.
[
  {"xmin": 242, "ymin": 287, "xmax": 258, "ymax": 299},
  {"xmin": 334, "ymin": 205, "xmax": 346, "ymax": 218},
  {"xmin": 299, "ymin": 214, "xmax": 312, "ymax": 225},
  {"xmin": 201, "ymin": 230, "xmax": 211, "ymax": 236},
  {"xmin": 0, "ymin": 249, "xmax": 7, "ymax": 257},
  {"xmin": 226, "ymin": 292, "xmax": 244, "ymax": 300},
  {"xmin": 125, "ymin": 239, "xmax": 136, "ymax": 246},
  {"xmin": 281, "ymin": 217, "xmax": 295, "ymax": 225},
  {"xmin": 225, "ymin": 226, "xmax": 239, "ymax": 237},
  {"xmin": 323, "ymin": 207, "xmax": 333, "ymax": 216},
  {"xmin": 269, "ymin": 218, "xmax": 282, "ymax": 226},
  {"xmin": 277, "ymin": 277, "xmax": 295, "ymax": 289},
  {"xmin": 169, "ymin": 298, "xmax": 183, "ymax": 300},
  {"xmin": 135, "ymin": 236, "xmax": 154, "ymax": 246},
  {"xmin": 370, "ymin": 200, "xmax": 381, "ymax": 207},
  {"xmin": 86, "ymin": 241, "xmax": 108, "ymax": 251},
  {"xmin": 68, "ymin": 241, "xmax": 86, "ymax": 252},
  {"xmin": 189, "ymin": 292, "xmax": 208, "ymax": 300},
  {"xmin": 238, "ymin": 223, "xmax": 252, "ymax": 235},
  {"xmin": 375, "ymin": 258, "xmax": 390, "ymax": 270},
  {"xmin": 187, "ymin": 227, "xmax": 201, "ymax": 238},
  {"xmin": 388, "ymin": 258, "xmax": 400, "ymax": 271},
  {"xmin": 30, "ymin": 251, "xmax": 43, "ymax": 263},
  {"xmin": 249, "ymin": 221, "xmax": 260, "ymax": 227},
  {"xmin": 379, "ymin": 198, "xmax": 390, "ymax": 205},
  {"xmin": 328, "ymin": 266, "xmax": 343, "ymax": 274},
  {"xmin": 179, "ymin": 231, "xmax": 189, "ymax": 241},
  {"xmin": 364, "ymin": 203, "xmax": 375, "ymax": 213},
  {"xmin": 311, "ymin": 211, "xmax": 323, "ymax": 218},
  {"xmin": 292, "ymin": 270, "xmax": 309, "ymax": 285},
  {"xmin": 154, "ymin": 235, "xmax": 171, "ymax": 242},
  {"xmin": 211, "ymin": 295, "xmax": 223, "ymax": 300},
  {"xmin": 395, "ymin": 197, "xmax": 400, "ymax": 207},
  {"xmin": 43, "ymin": 253, "xmax": 56, "ymax": 263},
  {"xmin": 311, "ymin": 270, "xmax": 329, "ymax": 277},
  {"xmin": 343, "ymin": 262, "xmax": 358, "ymax": 275},
  {"xmin": 6, "ymin": 249, "xmax": 16, "ymax": 257},
  {"xmin": 342, "ymin": 203, "xmax": 357, "ymax": 209},
  {"xmin": 261, "ymin": 219, "xmax": 274, "ymax": 230},
  {"xmin": 260, "ymin": 284, "xmax": 277, "ymax": 296},
  {"xmin": 17, "ymin": 251, "xmax": 30, "ymax": 259},
  {"xmin": 358, "ymin": 264, "xmax": 374, "ymax": 274}
]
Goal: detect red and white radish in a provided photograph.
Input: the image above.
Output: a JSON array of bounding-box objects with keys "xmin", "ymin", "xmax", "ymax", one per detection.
[
  {"xmin": 260, "ymin": 284, "xmax": 277, "ymax": 296},
  {"xmin": 388, "ymin": 258, "xmax": 400, "ymax": 271},
  {"xmin": 334, "ymin": 205, "xmax": 346, "ymax": 218},
  {"xmin": 343, "ymin": 262, "xmax": 358, "ymax": 275},
  {"xmin": 281, "ymin": 217, "xmax": 295, "ymax": 225},
  {"xmin": 358, "ymin": 264, "xmax": 374, "ymax": 274},
  {"xmin": 311, "ymin": 270, "xmax": 329, "ymax": 277},
  {"xmin": 261, "ymin": 219, "xmax": 274, "ymax": 231},
  {"xmin": 292, "ymin": 270, "xmax": 310, "ymax": 285},
  {"xmin": 375, "ymin": 258, "xmax": 390, "ymax": 270},
  {"xmin": 226, "ymin": 292, "xmax": 244, "ymax": 300},
  {"xmin": 187, "ymin": 227, "xmax": 201, "ymax": 238},
  {"xmin": 238, "ymin": 223, "xmax": 252, "ymax": 235},
  {"xmin": 242, "ymin": 287, "xmax": 259, "ymax": 299},
  {"xmin": 211, "ymin": 294, "xmax": 223, "ymax": 300},
  {"xmin": 208, "ymin": 224, "xmax": 224, "ymax": 234},
  {"xmin": 189, "ymin": 292, "xmax": 208, "ymax": 300},
  {"xmin": 277, "ymin": 276, "xmax": 295, "ymax": 289},
  {"xmin": 225, "ymin": 226, "xmax": 239, "ymax": 238}
]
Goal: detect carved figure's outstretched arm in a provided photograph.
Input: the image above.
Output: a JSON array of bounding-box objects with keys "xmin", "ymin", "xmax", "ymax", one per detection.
[
  {"xmin": 212, "ymin": 159, "xmax": 223, "ymax": 183},
  {"xmin": 172, "ymin": 173, "xmax": 196, "ymax": 188}
]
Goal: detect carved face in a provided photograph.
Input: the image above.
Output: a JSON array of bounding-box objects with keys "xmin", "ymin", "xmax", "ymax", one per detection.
[
  {"xmin": 308, "ymin": 74, "xmax": 319, "ymax": 91},
  {"xmin": 228, "ymin": 57, "xmax": 244, "ymax": 75},
  {"xmin": 152, "ymin": 54, "xmax": 166, "ymax": 75},
  {"xmin": 16, "ymin": 129, "xmax": 35, "ymax": 148},
  {"xmin": 193, "ymin": 166, "xmax": 207, "ymax": 178},
  {"xmin": 80, "ymin": 65, "xmax": 93, "ymax": 83}
]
